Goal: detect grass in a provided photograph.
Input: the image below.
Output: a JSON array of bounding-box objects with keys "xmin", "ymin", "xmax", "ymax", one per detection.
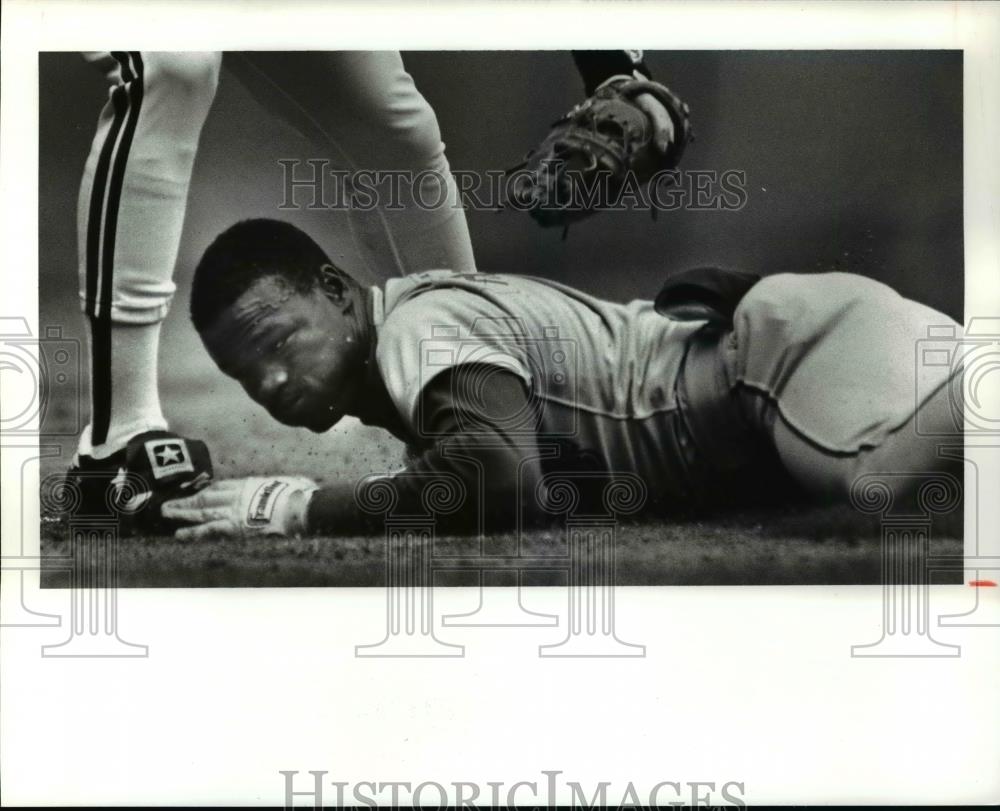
[{"xmin": 40, "ymin": 502, "xmax": 963, "ymax": 588}]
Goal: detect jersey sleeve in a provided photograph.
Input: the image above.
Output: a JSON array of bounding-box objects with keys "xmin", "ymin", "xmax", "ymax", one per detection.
[
  {"xmin": 375, "ymin": 288, "xmax": 534, "ymax": 433},
  {"xmin": 306, "ymin": 364, "xmax": 542, "ymax": 535}
]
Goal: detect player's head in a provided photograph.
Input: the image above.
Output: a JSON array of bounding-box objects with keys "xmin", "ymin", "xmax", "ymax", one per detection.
[{"xmin": 191, "ymin": 218, "xmax": 368, "ymax": 432}]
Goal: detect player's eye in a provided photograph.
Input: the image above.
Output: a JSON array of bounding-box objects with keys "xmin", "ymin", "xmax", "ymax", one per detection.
[{"xmin": 271, "ymin": 337, "xmax": 286, "ymax": 352}]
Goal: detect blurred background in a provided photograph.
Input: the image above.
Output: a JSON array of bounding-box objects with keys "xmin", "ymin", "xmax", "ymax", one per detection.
[{"xmin": 38, "ymin": 50, "xmax": 962, "ymax": 483}]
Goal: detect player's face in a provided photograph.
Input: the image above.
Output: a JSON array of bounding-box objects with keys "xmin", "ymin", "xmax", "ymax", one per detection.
[{"xmin": 202, "ymin": 275, "xmax": 366, "ymax": 432}]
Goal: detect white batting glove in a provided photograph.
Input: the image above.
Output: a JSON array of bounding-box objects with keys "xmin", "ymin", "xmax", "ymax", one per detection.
[{"xmin": 162, "ymin": 476, "xmax": 318, "ymax": 541}]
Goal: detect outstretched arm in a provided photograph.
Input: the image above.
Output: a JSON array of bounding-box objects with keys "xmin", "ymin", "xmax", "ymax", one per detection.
[
  {"xmin": 164, "ymin": 364, "xmax": 542, "ymax": 539},
  {"xmin": 308, "ymin": 364, "xmax": 543, "ymax": 536}
]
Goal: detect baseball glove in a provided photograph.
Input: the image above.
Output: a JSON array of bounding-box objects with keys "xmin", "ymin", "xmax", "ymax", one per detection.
[{"xmin": 509, "ymin": 77, "xmax": 692, "ymax": 230}]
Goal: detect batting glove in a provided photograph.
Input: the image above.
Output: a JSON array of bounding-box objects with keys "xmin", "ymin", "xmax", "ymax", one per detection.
[{"xmin": 162, "ymin": 476, "xmax": 318, "ymax": 541}]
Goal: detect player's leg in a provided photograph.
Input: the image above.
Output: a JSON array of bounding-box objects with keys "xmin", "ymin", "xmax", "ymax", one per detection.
[
  {"xmin": 224, "ymin": 51, "xmax": 475, "ymax": 277},
  {"xmin": 764, "ymin": 377, "xmax": 962, "ymax": 502},
  {"xmin": 77, "ymin": 51, "xmax": 220, "ymax": 456},
  {"xmin": 70, "ymin": 52, "xmax": 220, "ymax": 526},
  {"xmin": 727, "ymin": 271, "xmax": 963, "ymax": 504}
]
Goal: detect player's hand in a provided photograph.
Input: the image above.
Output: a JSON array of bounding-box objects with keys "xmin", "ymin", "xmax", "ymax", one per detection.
[
  {"xmin": 600, "ymin": 73, "xmax": 674, "ymax": 155},
  {"xmin": 634, "ymin": 90, "xmax": 675, "ymax": 155},
  {"xmin": 162, "ymin": 476, "xmax": 318, "ymax": 541}
]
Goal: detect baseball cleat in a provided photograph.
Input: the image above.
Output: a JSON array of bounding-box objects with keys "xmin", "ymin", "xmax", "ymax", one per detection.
[{"xmin": 59, "ymin": 430, "xmax": 214, "ymax": 536}]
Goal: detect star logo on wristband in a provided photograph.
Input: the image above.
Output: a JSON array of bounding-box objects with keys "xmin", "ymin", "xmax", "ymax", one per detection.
[{"xmin": 145, "ymin": 439, "xmax": 195, "ymax": 480}]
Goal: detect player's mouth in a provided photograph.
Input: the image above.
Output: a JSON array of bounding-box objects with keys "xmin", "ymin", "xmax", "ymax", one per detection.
[{"xmin": 269, "ymin": 391, "xmax": 305, "ymax": 423}]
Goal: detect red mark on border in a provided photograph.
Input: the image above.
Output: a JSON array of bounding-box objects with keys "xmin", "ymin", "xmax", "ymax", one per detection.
[{"xmin": 969, "ymin": 580, "xmax": 997, "ymax": 587}]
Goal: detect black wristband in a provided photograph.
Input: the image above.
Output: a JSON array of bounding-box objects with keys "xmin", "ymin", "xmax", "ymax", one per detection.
[{"xmin": 572, "ymin": 50, "xmax": 651, "ymax": 95}]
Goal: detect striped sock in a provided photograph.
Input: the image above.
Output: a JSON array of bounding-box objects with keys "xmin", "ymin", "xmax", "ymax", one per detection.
[{"xmin": 83, "ymin": 320, "xmax": 167, "ymax": 460}]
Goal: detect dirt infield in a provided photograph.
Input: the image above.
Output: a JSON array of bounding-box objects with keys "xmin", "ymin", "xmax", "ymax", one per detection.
[{"xmin": 40, "ymin": 502, "xmax": 963, "ymax": 588}]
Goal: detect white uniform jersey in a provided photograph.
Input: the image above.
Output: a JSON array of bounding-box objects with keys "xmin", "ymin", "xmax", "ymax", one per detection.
[{"xmin": 373, "ymin": 270, "xmax": 708, "ymax": 494}]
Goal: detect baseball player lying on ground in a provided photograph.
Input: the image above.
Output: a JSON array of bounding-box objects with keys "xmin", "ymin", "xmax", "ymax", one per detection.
[
  {"xmin": 162, "ymin": 218, "xmax": 962, "ymax": 540},
  {"xmin": 65, "ymin": 49, "xmax": 684, "ymax": 529}
]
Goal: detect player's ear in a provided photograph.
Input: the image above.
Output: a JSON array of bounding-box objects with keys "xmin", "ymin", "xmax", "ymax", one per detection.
[{"xmin": 318, "ymin": 263, "xmax": 350, "ymax": 307}]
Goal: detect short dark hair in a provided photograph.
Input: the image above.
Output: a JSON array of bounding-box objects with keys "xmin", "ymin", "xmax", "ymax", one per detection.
[{"xmin": 190, "ymin": 218, "xmax": 332, "ymax": 333}]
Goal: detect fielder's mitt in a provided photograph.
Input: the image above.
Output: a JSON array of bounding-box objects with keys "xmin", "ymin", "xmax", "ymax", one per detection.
[{"xmin": 509, "ymin": 77, "xmax": 692, "ymax": 230}]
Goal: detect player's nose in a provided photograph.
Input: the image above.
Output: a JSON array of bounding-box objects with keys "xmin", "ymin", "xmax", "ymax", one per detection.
[{"xmin": 258, "ymin": 364, "xmax": 288, "ymax": 401}]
